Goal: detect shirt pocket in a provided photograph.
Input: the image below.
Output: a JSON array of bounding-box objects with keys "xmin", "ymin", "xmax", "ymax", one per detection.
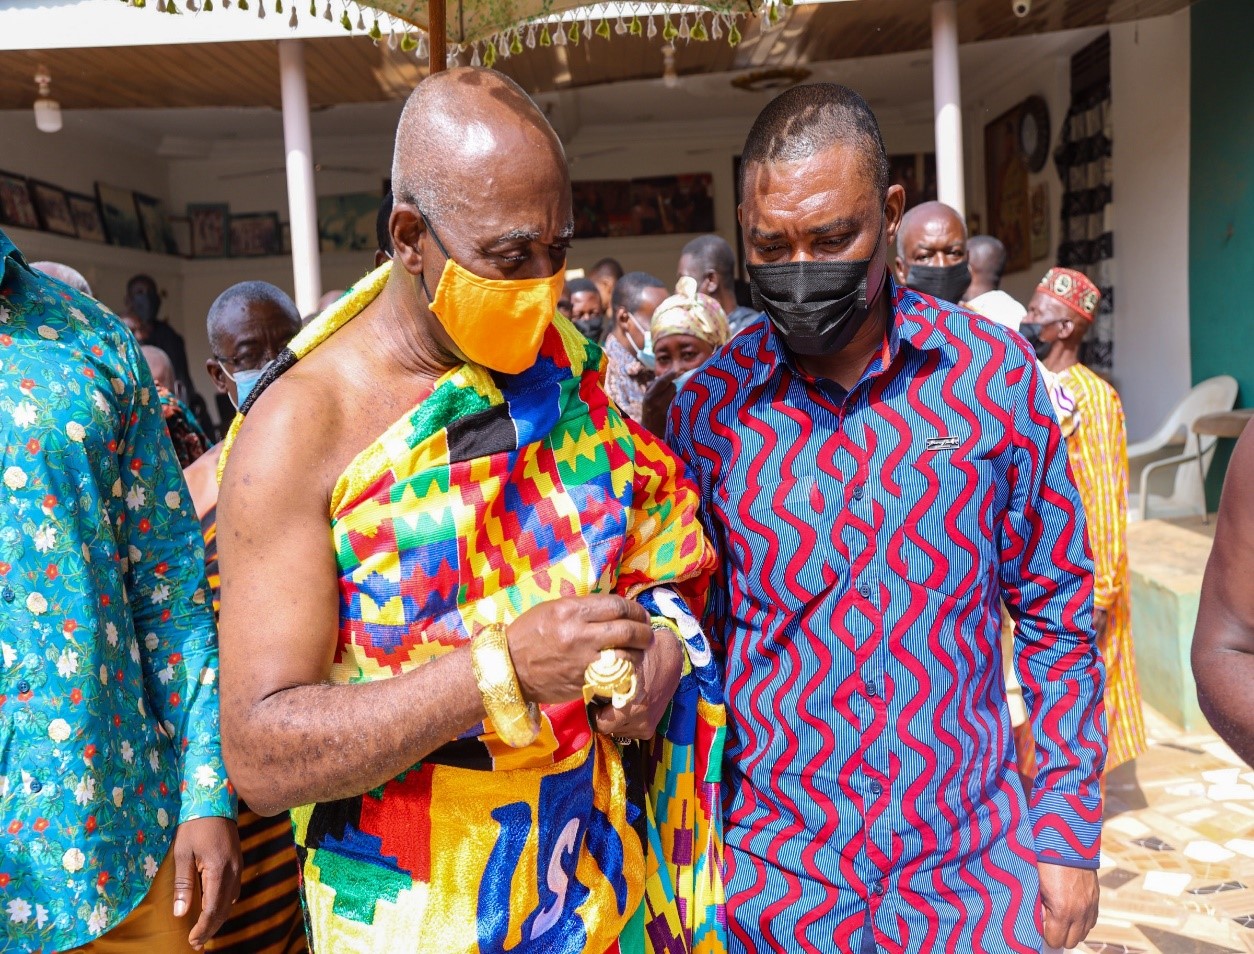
[{"xmin": 886, "ymin": 454, "xmax": 998, "ymax": 601}]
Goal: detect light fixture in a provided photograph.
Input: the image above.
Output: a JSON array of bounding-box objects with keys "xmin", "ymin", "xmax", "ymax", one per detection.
[
  {"xmin": 662, "ymin": 45, "xmax": 680, "ymax": 89},
  {"xmin": 33, "ymin": 67, "xmax": 61, "ymax": 134}
]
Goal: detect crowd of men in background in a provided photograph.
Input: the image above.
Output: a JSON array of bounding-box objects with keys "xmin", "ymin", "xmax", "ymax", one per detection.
[{"xmin": 5, "ymin": 70, "xmax": 1253, "ymax": 954}]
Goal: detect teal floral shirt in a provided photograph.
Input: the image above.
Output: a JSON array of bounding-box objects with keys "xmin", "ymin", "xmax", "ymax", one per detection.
[{"xmin": 0, "ymin": 231, "xmax": 233, "ymax": 951}]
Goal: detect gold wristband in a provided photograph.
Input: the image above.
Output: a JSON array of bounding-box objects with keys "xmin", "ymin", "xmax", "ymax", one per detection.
[{"xmin": 470, "ymin": 622, "xmax": 541, "ymax": 749}]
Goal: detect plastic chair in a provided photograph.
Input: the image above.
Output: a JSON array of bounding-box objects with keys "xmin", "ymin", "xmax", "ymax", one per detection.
[{"xmin": 1128, "ymin": 375, "xmax": 1238, "ymax": 521}]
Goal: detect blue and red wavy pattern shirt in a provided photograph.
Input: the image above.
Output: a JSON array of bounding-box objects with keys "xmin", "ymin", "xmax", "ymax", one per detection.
[{"xmin": 667, "ymin": 286, "xmax": 1106, "ymax": 953}]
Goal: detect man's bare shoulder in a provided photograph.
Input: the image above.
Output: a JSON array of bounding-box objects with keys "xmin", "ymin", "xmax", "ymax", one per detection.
[{"xmin": 221, "ymin": 363, "xmax": 347, "ymax": 510}]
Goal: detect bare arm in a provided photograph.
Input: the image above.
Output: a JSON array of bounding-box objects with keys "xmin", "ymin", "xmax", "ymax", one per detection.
[
  {"xmin": 1193, "ymin": 426, "xmax": 1254, "ymax": 764},
  {"xmin": 216, "ymin": 393, "xmax": 486, "ymax": 815}
]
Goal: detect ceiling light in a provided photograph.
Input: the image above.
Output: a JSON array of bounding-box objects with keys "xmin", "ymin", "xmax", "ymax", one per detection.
[
  {"xmin": 662, "ymin": 45, "xmax": 680, "ymax": 89},
  {"xmin": 33, "ymin": 67, "xmax": 61, "ymax": 134}
]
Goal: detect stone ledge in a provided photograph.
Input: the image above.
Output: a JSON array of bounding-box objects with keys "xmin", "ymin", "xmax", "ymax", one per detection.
[{"xmin": 1128, "ymin": 520, "xmax": 1214, "ymax": 732}]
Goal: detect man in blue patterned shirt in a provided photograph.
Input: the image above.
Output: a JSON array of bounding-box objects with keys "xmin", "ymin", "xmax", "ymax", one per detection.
[{"xmin": 0, "ymin": 228, "xmax": 239, "ymax": 952}]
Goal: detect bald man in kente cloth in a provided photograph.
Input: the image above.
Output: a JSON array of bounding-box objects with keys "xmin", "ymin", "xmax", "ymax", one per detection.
[{"xmin": 214, "ymin": 69, "xmax": 725, "ymax": 954}]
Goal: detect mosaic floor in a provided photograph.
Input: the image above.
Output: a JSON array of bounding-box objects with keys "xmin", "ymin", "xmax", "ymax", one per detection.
[{"xmin": 1078, "ymin": 707, "xmax": 1254, "ymax": 953}]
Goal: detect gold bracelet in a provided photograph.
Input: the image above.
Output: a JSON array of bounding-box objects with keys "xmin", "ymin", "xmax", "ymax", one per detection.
[{"xmin": 470, "ymin": 622, "xmax": 541, "ymax": 748}]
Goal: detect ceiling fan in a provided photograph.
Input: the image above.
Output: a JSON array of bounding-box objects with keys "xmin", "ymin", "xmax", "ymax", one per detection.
[
  {"xmin": 566, "ymin": 145, "xmax": 625, "ymax": 165},
  {"xmin": 217, "ymin": 161, "xmax": 381, "ymax": 181}
]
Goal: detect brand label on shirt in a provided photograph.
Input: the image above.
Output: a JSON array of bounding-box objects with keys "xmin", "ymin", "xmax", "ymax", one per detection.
[{"xmin": 925, "ymin": 436, "xmax": 961, "ymax": 452}]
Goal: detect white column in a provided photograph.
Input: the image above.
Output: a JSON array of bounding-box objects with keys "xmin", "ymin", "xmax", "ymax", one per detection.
[
  {"xmin": 279, "ymin": 39, "xmax": 321, "ymax": 315},
  {"xmin": 932, "ymin": 0, "xmax": 965, "ymax": 218}
]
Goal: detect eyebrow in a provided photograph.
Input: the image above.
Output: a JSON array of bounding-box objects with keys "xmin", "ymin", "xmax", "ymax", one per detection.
[{"xmin": 487, "ymin": 221, "xmax": 576, "ymax": 247}]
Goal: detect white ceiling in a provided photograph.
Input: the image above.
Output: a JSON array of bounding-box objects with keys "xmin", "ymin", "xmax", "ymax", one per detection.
[{"xmin": 25, "ymin": 25, "xmax": 1102, "ymax": 152}]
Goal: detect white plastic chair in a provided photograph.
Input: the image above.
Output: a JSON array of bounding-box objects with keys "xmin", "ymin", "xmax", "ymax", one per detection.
[{"xmin": 1128, "ymin": 375, "xmax": 1238, "ymax": 521}]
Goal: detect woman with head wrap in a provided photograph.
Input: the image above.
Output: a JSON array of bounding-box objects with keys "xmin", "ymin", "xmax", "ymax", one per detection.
[{"xmin": 640, "ymin": 276, "xmax": 731, "ymax": 436}]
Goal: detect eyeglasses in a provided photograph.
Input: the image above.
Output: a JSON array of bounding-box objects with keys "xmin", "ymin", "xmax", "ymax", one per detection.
[{"xmin": 213, "ymin": 344, "xmax": 287, "ymax": 373}]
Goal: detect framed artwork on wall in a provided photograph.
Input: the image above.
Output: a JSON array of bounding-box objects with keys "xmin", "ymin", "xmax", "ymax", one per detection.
[
  {"xmin": 28, "ymin": 180, "xmax": 77, "ymax": 237},
  {"xmin": 168, "ymin": 216, "xmax": 193, "ymax": 258},
  {"xmin": 229, "ymin": 212, "xmax": 282, "ymax": 257},
  {"xmin": 66, "ymin": 192, "xmax": 107, "ymax": 242},
  {"xmin": 95, "ymin": 182, "xmax": 146, "ymax": 249},
  {"xmin": 188, "ymin": 203, "xmax": 229, "ymax": 257},
  {"xmin": 984, "ymin": 105, "xmax": 1033, "ymax": 274},
  {"xmin": 570, "ymin": 174, "xmax": 715, "ymax": 240},
  {"xmin": 317, "ymin": 193, "xmax": 381, "ymax": 252},
  {"xmin": 889, "ymin": 153, "xmax": 938, "ymax": 211},
  {"xmin": 0, "ymin": 171, "xmax": 40, "ymax": 230},
  {"xmin": 134, "ymin": 192, "xmax": 177, "ymax": 255}
]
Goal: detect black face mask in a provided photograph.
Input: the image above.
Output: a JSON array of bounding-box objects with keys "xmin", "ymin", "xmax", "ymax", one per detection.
[
  {"xmin": 905, "ymin": 261, "xmax": 972, "ymax": 304},
  {"xmin": 747, "ymin": 227, "xmax": 886, "ymax": 357},
  {"xmin": 128, "ymin": 288, "xmax": 158, "ymax": 325},
  {"xmin": 1019, "ymin": 322, "xmax": 1055, "ymax": 362},
  {"xmin": 572, "ymin": 315, "xmax": 604, "ymax": 342}
]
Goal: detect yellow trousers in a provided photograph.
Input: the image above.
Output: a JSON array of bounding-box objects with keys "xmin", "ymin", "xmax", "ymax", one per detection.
[{"xmin": 67, "ymin": 848, "xmax": 196, "ymax": 953}]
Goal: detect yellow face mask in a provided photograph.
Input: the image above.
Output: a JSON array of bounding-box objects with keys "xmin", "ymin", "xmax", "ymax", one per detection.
[{"xmin": 420, "ymin": 214, "xmax": 562, "ymax": 375}]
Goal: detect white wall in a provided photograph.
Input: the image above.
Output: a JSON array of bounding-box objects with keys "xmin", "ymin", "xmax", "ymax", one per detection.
[{"xmin": 1110, "ymin": 9, "xmax": 1192, "ymax": 440}]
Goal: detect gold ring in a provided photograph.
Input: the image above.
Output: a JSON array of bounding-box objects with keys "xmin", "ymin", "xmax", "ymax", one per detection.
[{"xmin": 582, "ymin": 649, "xmax": 638, "ymax": 709}]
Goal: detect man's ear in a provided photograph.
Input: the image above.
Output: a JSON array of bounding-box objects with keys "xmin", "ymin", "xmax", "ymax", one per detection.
[
  {"xmin": 206, "ymin": 358, "xmax": 229, "ymax": 395},
  {"xmin": 1056, "ymin": 316, "xmax": 1081, "ymax": 342},
  {"xmin": 390, "ymin": 202, "xmax": 425, "ymax": 276},
  {"xmin": 702, "ymin": 269, "xmax": 720, "ymax": 297},
  {"xmin": 884, "ymin": 183, "xmax": 907, "ymax": 249},
  {"xmin": 891, "ymin": 254, "xmax": 908, "ymax": 286}
]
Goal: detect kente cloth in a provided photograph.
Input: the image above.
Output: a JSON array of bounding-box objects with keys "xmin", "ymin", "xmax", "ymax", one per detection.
[
  {"xmin": 1040, "ymin": 363, "xmax": 1145, "ymax": 772},
  {"xmin": 650, "ymin": 278, "xmax": 731, "ymax": 351},
  {"xmin": 219, "ymin": 263, "xmax": 727, "ymax": 954},
  {"xmin": 200, "ymin": 506, "xmax": 308, "ymax": 954}
]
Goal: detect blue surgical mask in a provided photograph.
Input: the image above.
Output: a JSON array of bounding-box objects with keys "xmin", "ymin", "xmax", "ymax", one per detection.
[
  {"xmin": 673, "ymin": 367, "xmax": 698, "ymax": 391},
  {"xmin": 629, "ymin": 313, "xmax": 655, "ymax": 371},
  {"xmin": 222, "ymin": 362, "xmax": 269, "ymax": 411}
]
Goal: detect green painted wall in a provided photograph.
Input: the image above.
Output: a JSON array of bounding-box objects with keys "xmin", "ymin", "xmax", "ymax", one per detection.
[{"xmin": 1190, "ymin": 0, "xmax": 1254, "ymax": 505}]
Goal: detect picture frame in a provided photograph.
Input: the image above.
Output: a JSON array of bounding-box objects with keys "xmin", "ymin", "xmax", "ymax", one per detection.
[
  {"xmin": 95, "ymin": 182, "xmax": 146, "ymax": 250},
  {"xmin": 168, "ymin": 215, "xmax": 193, "ymax": 258},
  {"xmin": 984, "ymin": 106, "xmax": 1033, "ymax": 274},
  {"xmin": 66, "ymin": 192, "xmax": 107, "ymax": 243},
  {"xmin": 28, "ymin": 180, "xmax": 77, "ymax": 237},
  {"xmin": 188, "ymin": 203, "xmax": 230, "ymax": 258},
  {"xmin": 229, "ymin": 212, "xmax": 282, "ymax": 258},
  {"xmin": 0, "ymin": 171, "xmax": 40, "ymax": 230},
  {"xmin": 134, "ymin": 192, "xmax": 177, "ymax": 255},
  {"xmin": 317, "ymin": 193, "xmax": 381, "ymax": 253}
]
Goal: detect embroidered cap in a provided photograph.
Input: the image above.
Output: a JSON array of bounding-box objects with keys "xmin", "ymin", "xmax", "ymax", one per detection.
[{"xmin": 1036, "ymin": 267, "xmax": 1102, "ymax": 321}]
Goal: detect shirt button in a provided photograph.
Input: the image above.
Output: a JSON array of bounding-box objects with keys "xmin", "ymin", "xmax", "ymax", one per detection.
[
  {"xmin": 852, "ymin": 484, "xmax": 865, "ymax": 501},
  {"xmin": 2, "ymin": 587, "xmax": 13, "ymax": 603},
  {"xmin": 869, "ymin": 780, "xmax": 883, "ymax": 796},
  {"xmin": 873, "ymin": 881, "xmax": 886, "ymax": 897},
  {"xmin": 866, "ymin": 680, "xmax": 879, "ymax": 698},
  {"xmin": 29, "ymin": 779, "xmax": 42, "ymax": 794},
  {"xmin": 858, "ymin": 580, "xmax": 873, "ymax": 598},
  {"xmin": 17, "ymin": 680, "xmax": 30, "ymax": 694}
]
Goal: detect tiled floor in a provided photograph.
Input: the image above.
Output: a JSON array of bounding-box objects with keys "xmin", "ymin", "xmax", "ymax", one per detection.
[{"xmin": 1078, "ymin": 708, "xmax": 1254, "ymax": 953}]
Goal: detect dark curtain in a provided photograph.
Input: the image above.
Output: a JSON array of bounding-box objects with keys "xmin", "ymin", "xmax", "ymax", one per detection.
[{"xmin": 1055, "ymin": 39, "xmax": 1114, "ymax": 374}]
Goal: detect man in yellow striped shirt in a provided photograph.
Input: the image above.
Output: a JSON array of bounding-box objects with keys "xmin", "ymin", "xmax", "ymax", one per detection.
[{"xmin": 1021, "ymin": 267, "xmax": 1147, "ymax": 775}]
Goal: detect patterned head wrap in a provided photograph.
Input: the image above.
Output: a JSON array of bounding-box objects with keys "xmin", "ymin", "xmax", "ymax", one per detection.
[
  {"xmin": 1036, "ymin": 267, "xmax": 1102, "ymax": 321},
  {"xmin": 650, "ymin": 276, "xmax": 731, "ymax": 349}
]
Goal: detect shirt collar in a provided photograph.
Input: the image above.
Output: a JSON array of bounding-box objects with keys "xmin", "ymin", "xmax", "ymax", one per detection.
[
  {"xmin": 0, "ymin": 227, "xmax": 20, "ymax": 284},
  {"xmin": 757, "ymin": 279, "xmax": 950, "ymax": 379}
]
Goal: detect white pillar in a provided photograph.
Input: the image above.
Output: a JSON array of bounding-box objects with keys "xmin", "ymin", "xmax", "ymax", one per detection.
[
  {"xmin": 279, "ymin": 39, "xmax": 321, "ymax": 315},
  {"xmin": 932, "ymin": 0, "xmax": 965, "ymax": 218}
]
